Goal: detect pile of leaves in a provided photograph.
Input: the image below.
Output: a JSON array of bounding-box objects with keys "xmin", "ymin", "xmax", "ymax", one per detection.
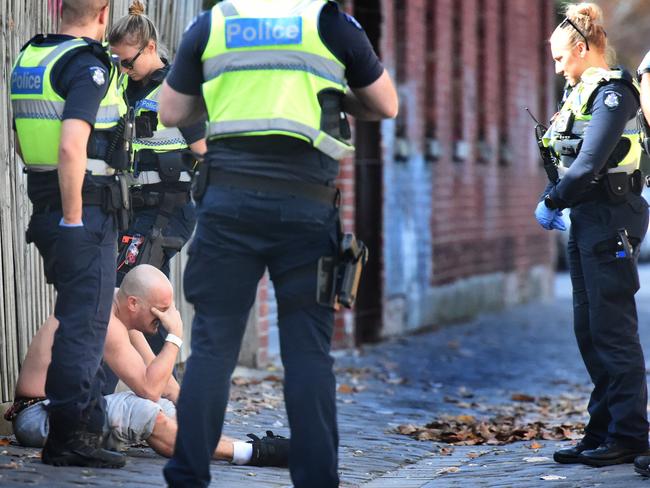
[
  {"xmin": 396, "ymin": 415, "xmax": 584, "ymax": 445},
  {"xmin": 396, "ymin": 393, "xmax": 587, "ymax": 446}
]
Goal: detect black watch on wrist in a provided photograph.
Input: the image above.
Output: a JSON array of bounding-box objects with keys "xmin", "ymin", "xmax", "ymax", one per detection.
[{"xmin": 544, "ymin": 194, "xmax": 556, "ymax": 209}]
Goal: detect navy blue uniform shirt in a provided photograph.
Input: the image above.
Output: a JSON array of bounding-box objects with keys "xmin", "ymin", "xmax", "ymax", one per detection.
[
  {"xmin": 166, "ymin": 1, "xmax": 384, "ymax": 185},
  {"xmin": 18, "ymin": 34, "xmax": 112, "ymax": 203},
  {"xmin": 548, "ymin": 78, "xmax": 639, "ymax": 208}
]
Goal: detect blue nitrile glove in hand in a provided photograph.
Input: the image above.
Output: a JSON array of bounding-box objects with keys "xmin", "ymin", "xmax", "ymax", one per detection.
[
  {"xmin": 59, "ymin": 217, "xmax": 84, "ymax": 228},
  {"xmin": 535, "ymin": 201, "xmax": 566, "ymax": 231}
]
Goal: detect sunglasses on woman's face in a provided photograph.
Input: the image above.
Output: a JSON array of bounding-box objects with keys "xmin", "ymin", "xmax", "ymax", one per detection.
[{"xmin": 120, "ymin": 45, "xmax": 146, "ymax": 69}]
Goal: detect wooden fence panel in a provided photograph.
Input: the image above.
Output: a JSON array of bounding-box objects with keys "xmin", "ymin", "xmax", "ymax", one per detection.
[{"xmin": 0, "ymin": 0, "xmax": 203, "ymax": 402}]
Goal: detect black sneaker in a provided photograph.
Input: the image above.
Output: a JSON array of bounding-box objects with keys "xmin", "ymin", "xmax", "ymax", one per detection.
[
  {"xmin": 42, "ymin": 430, "xmax": 126, "ymax": 468},
  {"xmin": 246, "ymin": 430, "xmax": 289, "ymax": 467}
]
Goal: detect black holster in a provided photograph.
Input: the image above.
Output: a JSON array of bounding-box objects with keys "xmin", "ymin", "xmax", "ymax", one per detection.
[
  {"xmin": 191, "ymin": 163, "xmax": 209, "ymax": 202},
  {"xmin": 317, "ymin": 231, "xmax": 368, "ymax": 309},
  {"xmin": 102, "ymin": 175, "xmax": 132, "ymax": 231}
]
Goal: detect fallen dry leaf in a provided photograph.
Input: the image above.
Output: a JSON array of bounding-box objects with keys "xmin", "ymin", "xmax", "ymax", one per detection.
[
  {"xmin": 437, "ymin": 466, "xmax": 460, "ymax": 474},
  {"xmin": 528, "ymin": 442, "xmax": 543, "ymax": 450},
  {"xmin": 397, "ymin": 424, "xmax": 418, "ymax": 435},
  {"xmin": 338, "ymin": 384, "xmax": 354, "ymax": 394},
  {"xmin": 511, "ymin": 393, "xmax": 536, "ymax": 402},
  {"xmin": 0, "ymin": 461, "xmax": 19, "ymax": 469},
  {"xmin": 231, "ymin": 377, "xmax": 261, "ymax": 386},
  {"xmin": 0, "ymin": 438, "xmax": 10, "ymax": 446},
  {"xmin": 262, "ymin": 375, "xmax": 283, "ymax": 383}
]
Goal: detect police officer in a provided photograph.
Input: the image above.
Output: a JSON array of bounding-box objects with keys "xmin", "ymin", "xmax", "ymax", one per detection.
[
  {"xmin": 108, "ymin": 1, "xmax": 204, "ymax": 359},
  {"xmin": 637, "ymin": 49, "xmax": 650, "ymax": 153},
  {"xmin": 10, "ymin": 0, "xmax": 127, "ymax": 468},
  {"xmin": 534, "ymin": 3, "xmax": 650, "ymax": 467},
  {"xmin": 157, "ymin": 1, "xmax": 397, "ymax": 486},
  {"xmin": 631, "ymin": 48, "xmax": 650, "ymax": 479}
]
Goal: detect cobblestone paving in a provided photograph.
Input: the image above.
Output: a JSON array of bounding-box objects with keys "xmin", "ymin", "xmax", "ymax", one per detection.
[{"xmin": 2, "ymin": 269, "xmax": 650, "ymax": 487}]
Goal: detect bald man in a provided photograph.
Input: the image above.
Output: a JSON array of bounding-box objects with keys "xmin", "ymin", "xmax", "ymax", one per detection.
[{"xmin": 5, "ymin": 265, "xmax": 288, "ymax": 467}]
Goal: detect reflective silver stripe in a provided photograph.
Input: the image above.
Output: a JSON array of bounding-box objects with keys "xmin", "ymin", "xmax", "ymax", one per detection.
[
  {"xmin": 208, "ymin": 118, "xmax": 353, "ymax": 159},
  {"xmin": 314, "ymin": 135, "xmax": 354, "ymax": 160},
  {"xmin": 38, "ymin": 39, "xmax": 88, "ymax": 67},
  {"xmin": 12, "ymin": 99, "xmax": 64, "ymax": 120},
  {"xmin": 135, "ymin": 171, "xmax": 192, "ymax": 185},
  {"xmin": 607, "ymin": 164, "xmax": 636, "ymax": 175},
  {"xmin": 87, "ymin": 158, "xmax": 115, "ymax": 175},
  {"xmin": 134, "ymin": 128, "xmax": 186, "ymax": 147},
  {"xmin": 203, "ymin": 50, "xmax": 345, "ymax": 85},
  {"xmin": 13, "ymin": 99, "xmax": 120, "ymax": 125},
  {"xmin": 96, "ymin": 104, "xmax": 121, "ymax": 124},
  {"xmin": 217, "ymin": 1, "xmax": 239, "ymax": 17},
  {"xmin": 24, "ymin": 159, "xmax": 114, "ymax": 174}
]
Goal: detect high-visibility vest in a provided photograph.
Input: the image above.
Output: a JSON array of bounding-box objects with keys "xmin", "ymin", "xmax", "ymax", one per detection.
[
  {"xmin": 132, "ymin": 84, "xmax": 187, "ymax": 153},
  {"xmin": 130, "ymin": 82, "xmax": 194, "ymax": 185},
  {"xmin": 201, "ymin": 0, "xmax": 354, "ymax": 160},
  {"xmin": 543, "ymin": 67, "xmax": 642, "ymax": 176},
  {"xmin": 10, "ymin": 37, "xmax": 127, "ymax": 171}
]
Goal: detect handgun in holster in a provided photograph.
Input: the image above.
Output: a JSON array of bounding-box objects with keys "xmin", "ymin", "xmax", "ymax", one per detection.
[{"xmin": 316, "ymin": 232, "xmax": 369, "ymax": 309}]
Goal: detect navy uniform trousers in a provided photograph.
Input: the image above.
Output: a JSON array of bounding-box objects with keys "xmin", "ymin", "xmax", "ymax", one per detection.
[
  {"xmin": 568, "ymin": 192, "xmax": 649, "ymax": 449},
  {"xmin": 27, "ymin": 204, "xmax": 117, "ymax": 432},
  {"xmin": 164, "ymin": 184, "xmax": 340, "ymax": 488}
]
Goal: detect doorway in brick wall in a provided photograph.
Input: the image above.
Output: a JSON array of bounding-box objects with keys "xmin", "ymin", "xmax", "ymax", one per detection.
[{"xmin": 353, "ymin": 0, "xmax": 383, "ymax": 344}]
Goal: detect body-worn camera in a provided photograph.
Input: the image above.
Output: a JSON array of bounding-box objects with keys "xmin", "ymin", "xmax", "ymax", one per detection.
[{"xmin": 317, "ymin": 233, "xmax": 369, "ymax": 309}]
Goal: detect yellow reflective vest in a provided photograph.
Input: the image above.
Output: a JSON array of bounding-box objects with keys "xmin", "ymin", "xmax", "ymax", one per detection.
[
  {"xmin": 132, "ymin": 84, "xmax": 187, "ymax": 154},
  {"xmin": 201, "ymin": 0, "xmax": 354, "ymax": 160},
  {"xmin": 10, "ymin": 37, "xmax": 127, "ymax": 170},
  {"xmin": 543, "ymin": 67, "xmax": 642, "ymax": 176}
]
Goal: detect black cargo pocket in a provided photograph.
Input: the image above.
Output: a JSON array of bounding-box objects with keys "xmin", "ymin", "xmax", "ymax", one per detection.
[{"xmin": 597, "ymin": 254, "xmax": 640, "ymax": 300}]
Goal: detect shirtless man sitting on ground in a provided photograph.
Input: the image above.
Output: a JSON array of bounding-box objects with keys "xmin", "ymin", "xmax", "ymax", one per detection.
[{"xmin": 5, "ymin": 265, "xmax": 288, "ymax": 467}]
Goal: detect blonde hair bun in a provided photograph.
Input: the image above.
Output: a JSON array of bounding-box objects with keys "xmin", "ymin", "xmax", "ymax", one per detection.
[
  {"xmin": 128, "ymin": 0, "xmax": 146, "ymax": 16},
  {"xmin": 565, "ymin": 2, "xmax": 603, "ymax": 28}
]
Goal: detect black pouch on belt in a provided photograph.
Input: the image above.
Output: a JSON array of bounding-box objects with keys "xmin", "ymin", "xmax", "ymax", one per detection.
[
  {"xmin": 604, "ymin": 172, "xmax": 630, "ymax": 204},
  {"xmin": 158, "ymin": 152, "xmax": 184, "ymax": 183}
]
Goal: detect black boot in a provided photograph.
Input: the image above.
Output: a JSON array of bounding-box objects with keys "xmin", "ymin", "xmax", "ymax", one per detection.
[
  {"xmin": 42, "ymin": 428, "xmax": 125, "ymax": 468},
  {"xmin": 579, "ymin": 441, "xmax": 649, "ymax": 467},
  {"xmin": 246, "ymin": 431, "xmax": 289, "ymax": 467},
  {"xmin": 634, "ymin": 455, "xmax": 650, "ymax": 476},
  {"xmin": 553, "ymin": 439, "xmax": 600, "ymax": 464}
]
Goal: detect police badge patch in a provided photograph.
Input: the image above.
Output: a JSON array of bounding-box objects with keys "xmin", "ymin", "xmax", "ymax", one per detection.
[
  {"xmin": 603, "ymin": 91, "xmax": 621, "ymax": 110},
  {"xmin": 90, "ymin": 66, "xmax": 106, "ymax": 86}
]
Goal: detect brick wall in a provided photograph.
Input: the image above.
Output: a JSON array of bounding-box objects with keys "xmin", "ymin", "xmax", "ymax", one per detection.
[{"xmin": 242, "ymin": 0, "xmax": 558, "ymax": 366}]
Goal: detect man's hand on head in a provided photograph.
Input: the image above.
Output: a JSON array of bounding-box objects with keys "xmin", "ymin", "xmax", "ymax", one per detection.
[{"xmin": 151, "ymin": 303, "xmax": 183, "ymax": 339}]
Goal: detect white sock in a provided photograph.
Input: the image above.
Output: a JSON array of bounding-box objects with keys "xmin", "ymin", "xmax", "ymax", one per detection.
[{"xmin": 232, "ymin": 441, "xmax": 253, "ymax": 465}]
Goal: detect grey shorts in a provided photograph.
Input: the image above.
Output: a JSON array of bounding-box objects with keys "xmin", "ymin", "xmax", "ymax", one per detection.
[{"xmin": 13, "ymin": 392, "xmax": 176, "ymax": 450}]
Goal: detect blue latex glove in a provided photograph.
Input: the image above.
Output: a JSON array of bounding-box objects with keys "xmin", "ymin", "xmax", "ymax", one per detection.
[
  {"xmin": 59, "ymin": 217, "xmax": 84, "ymax": 228},
  {"xmin": 549, "ymin": 211, "xmax": 566, "ymax": 231},
  {"xmin": 535, "ymin": 201, "xmax": 566, "ymax": 231}
]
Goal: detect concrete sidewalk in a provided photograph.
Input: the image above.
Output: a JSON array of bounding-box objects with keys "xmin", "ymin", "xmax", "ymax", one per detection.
[{"xmin": 2, "ymin": 267, "xmax": 650, "ymax": 487}]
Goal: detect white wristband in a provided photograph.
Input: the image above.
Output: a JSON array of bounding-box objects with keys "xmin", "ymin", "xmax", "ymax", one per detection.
[{"xmin": 165, "ymin": 333, "xmax": 183, "ymax": 349}]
